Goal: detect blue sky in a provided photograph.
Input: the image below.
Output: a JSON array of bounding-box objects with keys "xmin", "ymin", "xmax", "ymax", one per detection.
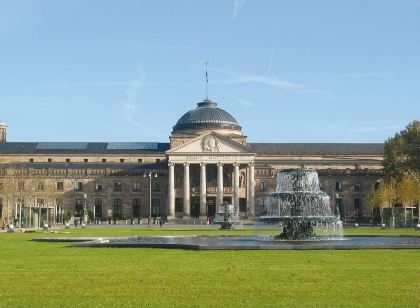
[{"xmin": 0, "ymin": 0, "xmax": 419, "ymax": 143}]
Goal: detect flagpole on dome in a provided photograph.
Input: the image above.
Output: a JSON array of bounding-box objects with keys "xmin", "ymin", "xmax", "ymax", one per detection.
[{"xmin": 205, "ymin": 61, "xmax": 208, "ymax": 100}]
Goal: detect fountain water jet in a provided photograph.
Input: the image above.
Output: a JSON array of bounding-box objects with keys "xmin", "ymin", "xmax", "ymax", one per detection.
[{"xmin": 257, "ymin": 168, "xmax": 343, "ymax": 240}]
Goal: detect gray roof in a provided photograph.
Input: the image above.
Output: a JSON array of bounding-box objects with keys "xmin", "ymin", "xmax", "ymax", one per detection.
[
  {"xmin": 0, "ymin": 142, "xmax": 170, "ymax": 154},
  {"xmin": 0, "ymin": 141, "xmax": 384, "ymax": 156},
  {"xmin": 172, "ymin": 100, "xmax": 241, "ymax": 132},
  {"xmin": 249, "ymin": 143, "xmax": 384, "ymax": 155}
]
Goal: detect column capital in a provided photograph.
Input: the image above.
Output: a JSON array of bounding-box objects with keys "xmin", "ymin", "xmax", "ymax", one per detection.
[
  {"xmin": 217, "ymin": 162, "xmax": 223, "ymax": 167},
  {"xmin": 233, "ymin": 162, "xmax": 240, "ymax": 167},
  {"xmin": 200, "ymin": 162, "xmax": 206, "ymax": 167},
  {"xmin": 248, "ymin": 162, "xmax": 255, "ymax": 167},
  {"xmin": 168, "ymin": 162, "xmax": 175, "ymax": 167},
  {"xmin": 183, "ymin": 162, "xmax": 190, "ymax": 167}
]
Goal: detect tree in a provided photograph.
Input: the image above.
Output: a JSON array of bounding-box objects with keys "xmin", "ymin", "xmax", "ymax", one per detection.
[{"xmin": 383, "ymin": 120, "xmax": 420, "ymax": 180}]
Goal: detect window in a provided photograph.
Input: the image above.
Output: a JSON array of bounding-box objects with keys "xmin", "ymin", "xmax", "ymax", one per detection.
[
  {"xmin": 0, "ymin": 182, "xmax": 4, "ymax": 191},
  {"xmin": 74, "ymin": 198, "xmax": 83, "ymax": 216},
  {"xmin": 156, "ymin": 159, "xmax": 160, "ymax": 163},
  {"xmin": 175, "ymin": 198, "xmax": 183, "ymax": 212},
  {"xmin": 138, "ymin": 158, "xmax": 143, "ymax": 163},
  {"xmin": 239, "ymin": 198, "xmax": 247, "ymax": 212},
  {"xmin": 354, "ymin": 182, "xmax": 362, "ymax": 192},
  {"xmin": 16, "ymin": 197, "xmax": 25, "ymax": 207},
  {"xmin": 374, "ymin": 181, "xmax": 380, "ymax": 190},
  {"xmin": 259, "ymin": 197, "xmax": 269, "ymax": 214},
  {"xmin": 152, "ymin": 181, "xmax": 160, "ymax": 192},
  {"xmin": 120, "ymin": 158, "xmax": 125, "ymax": 163},
  {"xmin": 260, "ymin": 181, "xmax": 267, "ymax": 191},
  {"xmin": 133, "ymin": 198, "xmax": 141, "ymax": 217},
  {"xmin": 36, "ymin": 198, "xmax": 45, "ymax": 207},
  {"xmin": 74, "ymin": 181, "xmax": 83, "ymax": 191},
  {"xmin": 113, "ymin": 198, "xmax": 123, "ymax": 218},
  {"xmin": 29, "ymin": 158, "xmax": 34, "ymax": 162},
  {"xmin": 102, "ymin": 158, "xmax": 106, "ymax": 163},
  {"xmin": 0, "ymin": 198, "xmax": 3, "ymax": 217},
  {"xmin": 114, "ymin": 182, "xmax": 122, "ymax": 192},
  {"xmin": 152, "ymin": 198, "xmax": 160, "ymax": 216},
  {"xmin": 66, "ymin": 158, "xmax": 70, "ymax": 163},
  {"xmin": 94, "ymin": 198, "xmax": 103, "ymax": 218},
  {"xmin": 48, "ymin": 158, "xmax": 52, "ymax": 162},
  {"xmin": 133, "ymin": 181, "xmax": 141, "ymax": 192},
  {"xmin": 335, "ymin": 181, "xmax": 343, "ymax": 191},
  {"xmin": 56, "ymin": 181, "xmax": 64, "ymax": 191},
  {"xmin": 18, "ymin": 181, "xmax": 25, "ymax": 191},
  {"xmin": 84, "ymin": 158, "xmax": 88, "ymax": 163},
  {"xmin": 95, "ymin": 182, "xmax": 103, "ymax": 191}
]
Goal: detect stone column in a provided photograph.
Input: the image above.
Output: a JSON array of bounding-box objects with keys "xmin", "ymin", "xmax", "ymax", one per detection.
[
  {"xmin": 233, "ymin": 163, "xmax": 240, "ymax": 213},
  {"xmin": 183, "ymin": 163, "xmax": 190, "ymax": 218},
  {"xmin": 248, "ymin": 163, "xmax": 255, "ymax": 217},
  {"xmin": 216, "ymin": 163, "xmax": 223, "ymax": 211},
  {"xmin": 168, "ymin": 162, "xmax": 175, "ymax": 219},
  {"xmin": 200, "ymin": 163, "xmax": 207, "ymax": 218}
]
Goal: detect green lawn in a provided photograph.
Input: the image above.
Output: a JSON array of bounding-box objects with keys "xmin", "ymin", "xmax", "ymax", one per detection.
[{"xmin": 0, "ymin": 227, "xmax": 419, "ymax": 307}]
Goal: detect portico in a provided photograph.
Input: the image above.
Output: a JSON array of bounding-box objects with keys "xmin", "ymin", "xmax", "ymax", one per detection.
[{"xmin": 166, "ymin": 132, "xmax": 256, "ymax": 220}]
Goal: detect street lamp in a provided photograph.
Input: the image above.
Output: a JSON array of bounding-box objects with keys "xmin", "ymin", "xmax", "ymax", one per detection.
[
  {"xmin": 144, "ymin": 170, "xmax": 158, "ymax": 226},
  {"xmin": 83, "ymin": 193, "xmax": 88, "ymax": 225}
]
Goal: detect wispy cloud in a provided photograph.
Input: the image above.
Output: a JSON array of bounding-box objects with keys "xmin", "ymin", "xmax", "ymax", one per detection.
[
  {"xmin": 114, "ymin": 71, "xmax": 144, "ymax": 127},
  {"xmin": 234, "ymin": 98, "xmax": 255, "ymax": 108},
  {"xmin": 231, "ymin": 0, "xmax": 246, "ymax": 20},
  {"xmin": 33, "ymin": 81, "xmax": 130, "ymax": 89}
]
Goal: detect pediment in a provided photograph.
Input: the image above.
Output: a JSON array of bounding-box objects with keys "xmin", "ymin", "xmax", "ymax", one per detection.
[{"xmin": 166, "ymin": 132, "xmax": 255, "ymax": 155}]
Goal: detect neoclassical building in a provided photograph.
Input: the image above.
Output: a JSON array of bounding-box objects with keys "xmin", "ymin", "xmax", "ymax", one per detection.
[{"xmin": 0, "ymin": 99, "xmax": 385, "ymax": 227}]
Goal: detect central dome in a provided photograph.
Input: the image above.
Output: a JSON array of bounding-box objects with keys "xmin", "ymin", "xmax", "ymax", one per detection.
[{"xmin": 172, "ymin": 99, "xmax": 242, "ymax": 132}]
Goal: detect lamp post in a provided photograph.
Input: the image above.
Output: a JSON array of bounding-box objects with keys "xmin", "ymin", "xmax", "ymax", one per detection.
[
  {"xmin": 144, "ymin": 170, "xmax": 158, "ymax": 227},
  {"xmin": 83, "ymin": 193, "xmax": 88, "ymax": 224}
]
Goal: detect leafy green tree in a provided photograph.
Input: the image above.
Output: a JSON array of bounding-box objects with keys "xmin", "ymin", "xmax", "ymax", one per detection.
[{"xmin": 383, "ymin": 120, "xmax": 420, "ymax": 180}]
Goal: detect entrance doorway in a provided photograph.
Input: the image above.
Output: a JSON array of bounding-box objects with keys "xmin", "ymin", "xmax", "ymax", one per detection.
[
  {"xmin": 207, "ymin": 197, "xmax": 216, "ymax": 217},
  {"xmin": 191, "ymin": 197, "xmax": 200, "ymax": 217}
]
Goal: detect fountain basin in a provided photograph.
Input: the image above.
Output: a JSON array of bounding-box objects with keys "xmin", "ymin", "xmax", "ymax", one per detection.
[{"xmin": 33, "ymin": 235, "xmax": 420, "ymax": 250}]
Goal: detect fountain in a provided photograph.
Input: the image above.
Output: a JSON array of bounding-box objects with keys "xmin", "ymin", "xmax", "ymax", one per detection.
[
  {"xmin": 258, "ymin": 168, "xmax": 343, "ymax": 240},
  {"xmin": 212, "ymin": 202, "xmax": 243, "ymax": 230}
]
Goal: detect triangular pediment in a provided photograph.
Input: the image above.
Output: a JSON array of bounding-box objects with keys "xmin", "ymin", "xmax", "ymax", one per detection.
[{"xmin": 166, "ymin": 132, "xmax": 255, "ymax": 155}]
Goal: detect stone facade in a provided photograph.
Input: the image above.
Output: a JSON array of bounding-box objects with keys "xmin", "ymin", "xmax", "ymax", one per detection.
[{"xmin": 0, "ymin": 100, "xmax": 390, "ymax": 227}]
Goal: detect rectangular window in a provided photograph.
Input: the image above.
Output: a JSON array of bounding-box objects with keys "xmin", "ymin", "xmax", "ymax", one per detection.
[
  {"xmin": 133, "ymin": 198, "xmax": 141, "ymax": 217},
  {"xmin": 102, "ymin": 158, "xmax": 106, "ymax": 163},
  {"xmin": 66, "ymin": 158, "xmax": 70, "ymax": 162},
  {"xmin": 84, "ymin": 158, "xmax": 88, "ymax": 163},
  {"xmin": 74, "ymin": 182, "xmax": 83, "ymax": 191},
  {"xmin": 335, "ymin": 181, "xmax": 343, "ymax": 191},
  {"xmin": 354, "ymin": 182, "xmax": 362, "ymax": 192},
  {"xmin": 152, "ymin": 198, "xmax": 160, "ymax": 216},
  {"xmin": 260, "ymin": 181, "xmax": 267, "ymax": 191},
  {"xmin": 16, "ymin": 197, "xmax": 25, "ymax": 207},
  {"xmin": 138, "ymin": 158, "xmax": 143, "ymax": 163},
  {"xmin": 74, "ymin": 198, "xmax": 83, "ymax": 217},
  {"xmin": 36, "ymin": 198, "xmax": 45, "ymax": 207},
  {"xmin": 239, "ymin": 198, "xmax": 247, "ymax": 212},
  {"xmin": 120, "ymin": 158, "xmax": 125, "ymax": 163},
  {"xmin": 259, "ymin": 197, "xmax": 269, "ymax": 214},
  {"xmin": 56, "ymin": 181, "xmax": 64, "ymax": 191},
  {"xmin": 354, "ymin": 198, "xmax": 362, "ymax": 220},
  {"xmin": 18, "ymin": 181, "xmax": 25, "ymax": 191},
  {"xmin": 114, "ymin": 182, "xmax": 122, "ymax": 192},
  {"xmin": 48, "ymin": 158, "xmax": 52, "ymax": 162},
  {"xmin": 0, "ymin": 198, "xmax": 3, "ymax": 217},
  {"xmin": 94, "ymin": 198, "xmax": 103, "ymax": 218},
  {"xmin": 152, "ymin": 181, "xmax": 160, "ymax": 192},
  {"xmin": 95, "ymin": 182, "xmax": 103, "ymax": 191},
  {"xmin": 175, "ymin": 198, "xmax": 183, "ymax": 212},
  {"xmin": 29, "ymin": 158, "xmax": 34, "ymax": 162},
  {"xmin": 133, "ymin": 181, "xmax": 141, "ymax": 192},
  {"xmin": 156, "ymin": 159, "xmax": 160, "ymax": 163},
  {"xmin": 113, "ymin": 198, "xmax": 123, "ymax": 218}
]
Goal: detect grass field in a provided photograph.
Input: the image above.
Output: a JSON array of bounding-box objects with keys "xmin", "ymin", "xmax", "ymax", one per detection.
[{"xmin": 0, "ymin": 226, "xmax": 419, "ymax": 307}]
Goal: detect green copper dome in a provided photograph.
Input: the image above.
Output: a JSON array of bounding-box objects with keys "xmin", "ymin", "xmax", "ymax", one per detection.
[{"xmin": 172, "ymin": 99, "xmax": 242, "ymax": 132}]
